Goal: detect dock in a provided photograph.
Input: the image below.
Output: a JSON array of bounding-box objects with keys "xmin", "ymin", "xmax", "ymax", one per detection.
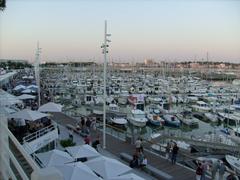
[{"xmin": 52, "ymin": 112, "xmax": 197, "ymax": 180}]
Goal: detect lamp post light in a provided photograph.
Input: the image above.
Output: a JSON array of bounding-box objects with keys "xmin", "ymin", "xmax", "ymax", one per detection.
[{"xmin": 101, "ymin": 20, "xmax": 111, "ymax": 149}]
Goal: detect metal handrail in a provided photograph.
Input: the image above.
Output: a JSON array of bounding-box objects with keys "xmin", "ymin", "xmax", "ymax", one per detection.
[
  {"xmin": 23, "ymin": 123, "xmax": 56, "ymax": 143},
  {"xmin": 23, "ymin": 142, "xmax": 45, "ymax": 168},
  {"xmin": 4, "ymin": 124, "xmax": 39, "ymax": 172}
]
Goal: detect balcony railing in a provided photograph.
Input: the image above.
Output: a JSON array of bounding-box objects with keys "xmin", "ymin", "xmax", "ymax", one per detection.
[{"xmin": 23, "ymin": 122, "xmax": 57, "ymax": 143}]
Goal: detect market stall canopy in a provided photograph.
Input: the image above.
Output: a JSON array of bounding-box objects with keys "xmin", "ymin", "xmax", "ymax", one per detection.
[
  {"xmin": 54, "ymin": 162, "xmax": 101, "ymax": 180},
  {"xmin": 107, "ymin": 173, "xmax": 145, "ymax": 180},
  {"xmin": 66, "ymin": 144, "xmax": 100, "ymax": 159},
  {"xmin": 84, "ymin": 156, "xmax": 131, "ymax": 179},
  {"xmin": 0, "ymin": 89, "xmax": 22, "ymax": 106},
  {"xmin": 36, "ymin": 149, "xmax": 74, "ymax": 167},
  {"xmin": 38, "ymin": 102, "xmax": 63, "ymax": 112},
  {"xmin": 31, "ymin": 166, "xmax": 64, "ymax": 180},
  {"xmin": 8, "ymin": 109, "xmax": 49, "ymax": 121}
]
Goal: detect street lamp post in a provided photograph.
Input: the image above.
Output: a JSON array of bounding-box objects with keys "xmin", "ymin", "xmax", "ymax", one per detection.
[
  {"xmin": 35, "ymin": 42, "xmax": 41, "ymax": 107},
  {"xmin": 101, "ymin": 20, "xmax": 111, "ymax": 149}
]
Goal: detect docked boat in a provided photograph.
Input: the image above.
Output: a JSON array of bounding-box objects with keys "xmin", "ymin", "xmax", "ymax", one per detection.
[
  {"xmin": 146, "ymin": 113, "xmax": 164, "ymax": 126},
  {"xmin": 110, "ymin": 117, "xmax": 128, "ymax": 126},
  {"xmin": 128, "ymin": 109, "xmax": 147, "ymax": 127},
  {"xmin": 204, "ymin": 112, "xmax": 218, "ymax": 123},
  {"xmin": 225, "ymin": 155, "xmax": 240, "ymax": 175},
  {"xmin": 192, "ymin": 101, "xmax": 211, "ymax": 112},
  {"xmin": 118, "ymin": 91, "xmax": 129, "ymax": 105},
  {"xmin": 162, "ymin": 114, "xmax": 181, "ymax": 127},
  {"xmin": 108, "ymin": 103, "xmax": 119, "ymax": 112},
  {"xmin": 176, "ymin": 112, "xmax": 199, "ymax": 128}
]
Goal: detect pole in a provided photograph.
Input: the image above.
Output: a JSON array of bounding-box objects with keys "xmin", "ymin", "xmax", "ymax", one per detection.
[
  {"xmin": 103, "ymin": 20, "xmax": 107, "ymax": 149},
  {"xmin": 35, "ymin": 42, "xmax": 41, "ymax": 107}
]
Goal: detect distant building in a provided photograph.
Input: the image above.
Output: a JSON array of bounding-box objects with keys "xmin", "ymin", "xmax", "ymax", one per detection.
[
  {"xmin": 144, "ymin": 59, "xmax": 155, "ymax": 65},
  {"xmin": 112, "ymin": 62, "xmax": 130, "ymax": 67}
]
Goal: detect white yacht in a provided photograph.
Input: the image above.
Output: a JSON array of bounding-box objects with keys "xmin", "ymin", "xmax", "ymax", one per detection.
[
  {"xmin": 192, "ymin": 101, "xmax": 211, "ymax": 112},
  {"xmin": 128, "ymin": 109, "xmax": 147, "ymax": 127},
  {"xmin": 225, "ymin": 155, "xmax": 240, "ymax": 175}
]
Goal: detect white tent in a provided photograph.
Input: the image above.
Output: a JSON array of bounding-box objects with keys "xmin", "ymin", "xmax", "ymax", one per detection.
[
  {"xmin": 17, "ymin": 94, "xmax": 36, "ymax": 100},
  {"xmin": 38, "ymin": 102, "xmax": 63, "ymax": 112},
  {"xmin": 66, "ymin": 144, "xmax": 100, "ymax": 159},
  {"xmin": 36, "ymin": 149, "xmax": 74, "ymax": 167},
  {"xmin": 2, "ymin": 107, "xmax": 18, "ymax": 114},
  {"xmin": 85, "ymin": 156, "xmax": 131, "ymax": 179},
  {"xmin": 107, "ymin": 173, "xmax": 145, "ymax": 180},
  {"xmin": 0, "ymin": 89, "xmax": 22, "ymax": 106},
  {"xmin": 31, "ymin": 166, "xmax": 64, "ymax": 180},
  {"xmin": 54, "ymin": 162, "xmax": 101, "ymax": 180},
  {"xmin": 8, "ymin": 109, "xmax": 49, "ymax": 121}
]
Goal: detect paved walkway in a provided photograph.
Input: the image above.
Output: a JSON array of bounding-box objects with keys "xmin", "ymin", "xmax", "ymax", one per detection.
[
  {"xmin": 55, "ymin": 120, "xmax": 156, "ymax": 180},
  {"xmin": 52, "ymin": 112, "xmax": 196, "ymax": 180}
]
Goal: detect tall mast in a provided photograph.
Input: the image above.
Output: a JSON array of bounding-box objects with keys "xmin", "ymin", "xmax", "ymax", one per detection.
[
  {"xmin": 34, "ymin": 42, "xmax": 41, "ymax": 107},
  {"xmin": 101, "ymin": 20, "xmax": 111, "ymax": 149}
]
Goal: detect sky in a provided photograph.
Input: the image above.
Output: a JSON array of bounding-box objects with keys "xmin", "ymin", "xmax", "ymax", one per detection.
[{"xmin": 0, "ymin": 0, "xmax": 240, "ymax": 63}]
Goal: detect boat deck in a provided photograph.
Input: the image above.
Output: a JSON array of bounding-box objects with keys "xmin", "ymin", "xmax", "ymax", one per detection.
[{"xmin": 52, "ymin": 112, "xmax": 197, "ymax": 180}]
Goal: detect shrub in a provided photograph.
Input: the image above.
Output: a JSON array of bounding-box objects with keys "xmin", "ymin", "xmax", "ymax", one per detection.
[{"xmin": 60, "ymin": 139, "xmax": 76, "ymax": 148}]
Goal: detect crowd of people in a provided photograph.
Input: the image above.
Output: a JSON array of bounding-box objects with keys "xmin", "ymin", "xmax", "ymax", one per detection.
[
  {"xmin": 129, "ymin": 138, "xmax": 148, "ymax": 169},
  {"xmin": 68, "ymin": 116, "xmax": 100, "ymax": 151},
  {"xmin": 195, "ymin": 159, "xmax": 239, "ymax": 180}
]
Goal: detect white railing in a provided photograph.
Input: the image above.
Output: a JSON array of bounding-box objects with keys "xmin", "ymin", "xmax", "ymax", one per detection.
[
  {"xmin": 23, "ymin": 142, "xmax": 45, "ymax": 168},
  {"xmin": 3, "ymin": 122, "xmax": 39, "ymax": 180},
  {"xmin": 23, "ymin": 122, "xmax": 57, "ymax": 143}
]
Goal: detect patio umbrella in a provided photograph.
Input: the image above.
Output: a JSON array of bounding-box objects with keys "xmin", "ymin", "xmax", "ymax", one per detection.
[
  {"xmin": 0, "ymin": 89, "xmax": 22, "ymax": 106},
  {"xmin": 107, "ymin": 173, "xmax": 145, "ymax": 180},
  {"xmin": 54, "ymin": 162, "xmax": 101, "ymax": 180},
  {"xmin": 2, "ymin": 107, "xmax": 17, "ymax": 114},
  {"xmin": 31, "ymin": 166, "xmax": 64, "ymax": 180},
  {"xmin": 36, "ymin": 149, "xmax": 74, "ymax": 167},
  {"xmin": 38, "ymin": 102, "xmax": 63, "ymax": 112},
  {"xmin": 8, "ymin": 109, "xmax": 49, "ymax": 121},
  {"xmin": 66, "ymin": 144, "xmax": 100, "ymax": 159},
  {"xmin": 17, "ymin": 94, "xmax": 36, "ymax": 100},
  {"xmin": 84, "ymin": 156, "xmax": 131, "ymax": 179}
]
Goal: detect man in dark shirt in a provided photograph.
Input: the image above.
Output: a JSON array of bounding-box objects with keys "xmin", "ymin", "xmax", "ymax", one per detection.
[{"xmin": 171, "ymin": 143, "xmax": 179, "ymax": 165}]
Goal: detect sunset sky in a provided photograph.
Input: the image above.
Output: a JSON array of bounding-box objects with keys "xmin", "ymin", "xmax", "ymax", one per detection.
[{"xmin": 0, "ymin": 0, "xmax": 240, "ymax": 63}]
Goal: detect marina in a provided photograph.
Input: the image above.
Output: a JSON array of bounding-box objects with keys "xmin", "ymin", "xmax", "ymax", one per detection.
[{"xmin": 1, "ymin": 1, "xmax": 240, "ymax": 179}]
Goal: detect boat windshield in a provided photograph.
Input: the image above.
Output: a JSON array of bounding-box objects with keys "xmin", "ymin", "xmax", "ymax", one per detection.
[{"xmin": 134, "ymin": 114, "xmax": 145, "ymax": 119}]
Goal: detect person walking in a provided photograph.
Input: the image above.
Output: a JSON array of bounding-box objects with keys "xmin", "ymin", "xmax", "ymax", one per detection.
[
  {"xmin": 135, "ymin": 138, "xmax": 142, "ymax": 152},
  {"xmin": 200, "ymin": 160, "xmax": 208, "ymax": 180},
  {"xmin": 84, "ymin": 135, "xmax": 91, "ymax": 145},
  {"xmin": 171, "ymin": 143, "xmax": 179, "ymax": 165},
  {"xmin": 80, "ymin": 117, "xmax": 85, "ymax": 128},
  {"xmin": 196, "ymin": 162, "xmax": 203, "ymax": 180},
  {"xmin": 69, "ymin": 129, "xmax": 73, "ymax": 141},
  {"xmin": 92, "ymin": 135, "xmax": 100, "ymax": 151},
  {"xmin": 165, "ymin": 142, "xmax": 171, "ymax": 160},
  {"xmin": 210, "ymin": 160, "xmax": 220, "ymax": 180},
  {"xmin": 219, "ymin": 162, "xmax": 226, "ymax": 180},
  {"xmin": 140, "ymin": 155, "xmax": 147, "ymax": 170}
]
